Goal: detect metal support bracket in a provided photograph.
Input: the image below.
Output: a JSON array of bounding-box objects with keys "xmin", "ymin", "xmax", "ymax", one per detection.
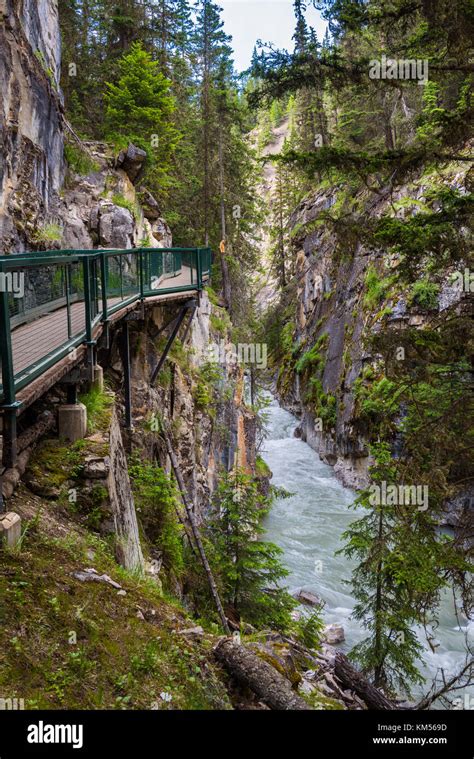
[
  {"xmin": 0, "ymin": 400, "xmax": 22, "ymax": 470},
  {"xmin": 150, "ymin": 300, "xmax": 196, "ymax": 386}
]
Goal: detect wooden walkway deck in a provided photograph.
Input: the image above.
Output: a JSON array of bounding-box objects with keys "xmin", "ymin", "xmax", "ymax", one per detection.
[{"xmin": 10, "ymin": 267, "xmax": 196, "ymax": 379}]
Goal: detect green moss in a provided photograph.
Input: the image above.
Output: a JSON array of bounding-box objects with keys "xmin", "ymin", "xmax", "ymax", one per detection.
[
  {"xmin": 206, "ymin": 286, "xmax": 220, "ymax": 306},
  {"xmin": 0, "ymin": 523, "xmax": 231, "ymax": 710},
  {"xmin": 129, "ymin": 460, "xmax": 185, "ymax": 580},
  {"xmin": 27, "ymin": 440, "xmax": 84, "ymax": 492},
  {"xmin": 295, "ymin": 334, "xmax": 329, "ymax": 374},
  {"xmin": 209, "ymin": 311, "xmax": 231, "ymax": 337},
  {"xmin": 301, "ymin": 689, "xmax": 344, "ymax": 710}
]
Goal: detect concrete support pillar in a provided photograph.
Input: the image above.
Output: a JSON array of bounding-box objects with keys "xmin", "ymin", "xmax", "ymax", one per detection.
[
  {"xmin": 92, "ymin": 364, "xmax": 104, "ymax": 392},
  {"xmin": 58, "ymin": 403, "xmax": 87, "ymax": 442},
  {"xmin": 0, "ymin": 512, "xmax": 21, "ymax": 549}
]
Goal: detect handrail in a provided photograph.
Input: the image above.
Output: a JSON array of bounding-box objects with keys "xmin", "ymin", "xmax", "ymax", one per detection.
[{"xmin": 0, "ymin": 247, "xmax": 212, "ymax": 404}]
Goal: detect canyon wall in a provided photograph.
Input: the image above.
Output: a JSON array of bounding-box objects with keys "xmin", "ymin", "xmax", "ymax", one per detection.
[{"xmin": 0, "ymin": 0, "xmax": 64, "ymax": 252}]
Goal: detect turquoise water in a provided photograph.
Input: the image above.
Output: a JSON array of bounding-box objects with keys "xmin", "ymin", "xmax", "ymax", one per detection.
[{"xmin": 261, "ymin": 397, "xmax": 473, "ymax": 704}]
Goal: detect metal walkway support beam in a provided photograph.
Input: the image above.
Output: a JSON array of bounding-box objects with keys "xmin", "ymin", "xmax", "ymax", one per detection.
[
  {"xmin": 150, "ymin": 300, "xmax": 197, "ymax": 386},
  {"xmin": 121, "ymin": 321, "xmax": 132, "ymax": 429}
]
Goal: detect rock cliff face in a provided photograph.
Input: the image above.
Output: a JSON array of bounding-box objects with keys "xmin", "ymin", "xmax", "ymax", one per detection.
[
  {"xmin": 59, "ymin": 142, "xmax": 173, "ymax": 251},
  {"xmin": 0, "ymin": 0, "xmax": 257, "ymax": 579},
  {"xmin": 0, "ymin": 0, "xmax": 64, "ymax": 252},
  {"xmin": 278, "ymin": 159, "xmax": 471, "ymax": 490},
  {"xmin": 105, "ymin": 292, "xmax": 257, "ymax": 524}
]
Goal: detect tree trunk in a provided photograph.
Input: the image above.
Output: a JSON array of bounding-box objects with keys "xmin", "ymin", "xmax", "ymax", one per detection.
[
  {"xmin": 334, "ymin": 652, "xmax": 398, "ymax": 710},
  {"xmin": 218, "ymin": 123, "xmax": 232, "ymax": 308},
  {"xmin": 162, "ymin": 430, "xmax": 231, "ymax": 635},
  {"xmin": 214, "ymin": 638, "xmax": 312, "ymax": 710}
]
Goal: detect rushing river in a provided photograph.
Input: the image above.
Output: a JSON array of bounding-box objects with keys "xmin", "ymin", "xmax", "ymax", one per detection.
[{"xmin": 261, "ymin": 396, "xmax": 473, "ymax": 704}]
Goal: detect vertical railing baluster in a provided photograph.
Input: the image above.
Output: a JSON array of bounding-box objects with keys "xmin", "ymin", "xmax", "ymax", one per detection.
[
  {"xmin": 83, "ymin": 256, "xmax": 92, "ymax": 344},
  {"xmin": 139, "ymin": 249, "xmax": 144, "ymax": 299},
  {"xmin": 65, "ymin": 264, "xmax": 72, "ymax": 340}
]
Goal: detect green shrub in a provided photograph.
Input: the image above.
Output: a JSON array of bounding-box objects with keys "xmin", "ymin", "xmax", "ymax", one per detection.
[
  {"xmin": 408, "ymin": 280, "xmax": 440, "ymax": 310},
  {"xmin": 294, "ymin": 609, "xmax": 324, "ymax": 651},
  {"xmin": 296, "ymin": 334, "xmax": 329, "ymax": 374},
  {"xmin": 65, "ymin": 143, "xmax": 99, "ymax": 175},
  {"xmin": 129, "ymin": 460, "xmax": 184, "ymax": 579},
  {"xmin": 31, "ymin": 224, "xmax": 63, "ymax": 246},
  {"xmin": 363, "ymin": 265, "xmax": 393, "ymax": 309},
  {"xmin": 204, "ymin": 468, "xmax": 296, "ymax": 632}
]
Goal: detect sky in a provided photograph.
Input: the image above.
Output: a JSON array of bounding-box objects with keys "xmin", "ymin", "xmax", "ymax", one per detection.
[{"xmin": 219, "ymin": 0, "xmax": 327, "ymax": 72}]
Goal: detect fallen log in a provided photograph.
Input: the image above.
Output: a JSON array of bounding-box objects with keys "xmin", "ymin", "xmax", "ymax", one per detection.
[
  {"xmin": 214, "ymin": 638, "xmax": 311, "ymax": 710},
  {"xmin": 17, "ymin": 411, "xmax": 55, "ymax": 454},
  {"xmin": 334, "ymin": 652, "xmax": 398, "ymax": 710}
]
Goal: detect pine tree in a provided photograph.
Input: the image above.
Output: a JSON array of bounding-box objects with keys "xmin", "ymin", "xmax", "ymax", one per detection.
[
  {"xmin": 104, "ymin": 42, "xmax": 180, "ymax": 191},
  {"xmin": 207, "ymin": 469, "xmax": 296, "ymax": 631}
]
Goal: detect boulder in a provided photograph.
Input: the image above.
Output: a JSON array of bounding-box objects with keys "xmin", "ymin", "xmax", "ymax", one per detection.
[
  {"xmin": 71, "ymin": 568, "xmax": 122, "ymax": 590},
  {"xmin": 150, "ymin": 216, "xmax": 172, "ymax": 246},
  {"xmin": 116, "ymin": 144, "xmax": 147, "ymax": 184},
  {"xmin": 177, "ymin": 626, "xmax": 205, "ymax": 638},
  {"xmin": 294, "ymin": 589, "xmax": 323, "ymax": 607},
  {"xmin": 323, "ymin": 623, "xmax": 345, "ymax": 645},
  {"xmin": 99, "ymin": 206, "xmax": 134, "ymax": 248},
  {"xmin": 139, "ymin": 187, "xmax": 161, "ymax": 221},
  {"xmin": 83, "ymin": 456, "xmax": 110, "ymax": 480}
]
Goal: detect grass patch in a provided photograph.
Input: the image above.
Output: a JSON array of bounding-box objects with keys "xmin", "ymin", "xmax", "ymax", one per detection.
[
  {"xmin": 65, "ymin": 143, "xmax": 100, "ymax": 175},
  {"xmin": 31, "ymin": 224, "xmax": 63, "ymax": 247},
  {"xmin": 0, "ymin": 524, "xmax": 231, "ymax": 710},
  {"xmin": 79, "ymin": 388, "xmax": 114, "ymax": 434},
  {"xmin": 112, "ymin": 194, "xmax": 141, "ymax": 221}
]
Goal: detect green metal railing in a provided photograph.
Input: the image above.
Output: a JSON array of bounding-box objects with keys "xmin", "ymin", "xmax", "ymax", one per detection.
[{"xmin": 0, "ymin": 247, "xmax": 212, "ymax": 404}]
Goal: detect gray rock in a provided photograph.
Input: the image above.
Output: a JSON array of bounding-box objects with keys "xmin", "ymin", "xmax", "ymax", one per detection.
[
  {"xmin": 116, "ymin": 144, "xmax": 147, "ymax": 184},
  {"xmin": 177, "ymin": 626, "xmax": 205, "ymax": 637},
  {"xmin": 139, "ymin": 187, "xmax": 161, "ymax": 221},
  {"xmin": 299, "ymin": 679, "xmax": 317, "ymax": 696},
  {"xmin": 83, "ymin": 457, "xmax": 110, "ymax": 479},
  {"xmin": 323, "ymin": 623, "xmax": 345, "ymax": 645},
  {"xmin": 99, "ymin": 206, "xmax": 134, "ymax": 248},
  {"xmin": 294, "ymin": 589, "xmax": 323, "ymax": 606},
  {"xmin": 72, "ymin": 568, "xmax": 122, "ymax": 590}
]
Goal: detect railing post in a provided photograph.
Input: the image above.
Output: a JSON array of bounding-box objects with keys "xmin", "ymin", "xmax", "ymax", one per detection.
[
  {"xmin": 100, "ymin": 253, "xmax": 108, "ymax": 323},
  {"xmin": 0, "ymin": 286, "xmax": 16, "ymax": 408},
  {"xmin": 196, "ymin": 247, "xmax": 202, "ymax": 290},
  {"xmin": 99, "ymin": 252, "xmax": 110, "ymax": 348},
  {"xmin": 82, "ymin": 255, "xmax": 95, "ymax": 377},
  {"xmin": 0, "ymin": 277, "xmax": 20, "ymax": 483},
  {"xmin": 83, "ymin": 256, "xmax": 92, "ymax": 344}
]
